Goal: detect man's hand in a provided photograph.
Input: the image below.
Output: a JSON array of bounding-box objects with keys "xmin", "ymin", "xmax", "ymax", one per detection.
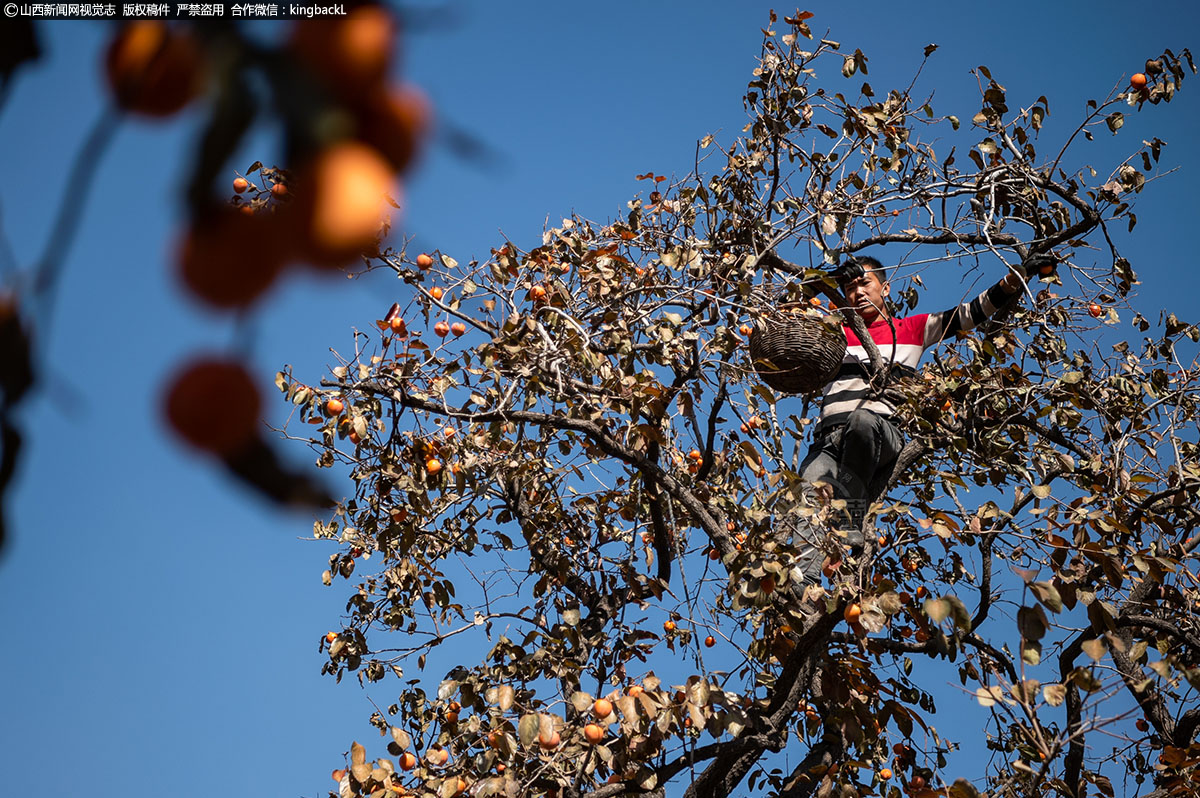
[
  {"xmin": 1022, "ymin": 253, "xmax": 1059, "ymax": 278},
  {"xmin": 831, "ymin": 257, "xmax": 866, "ymax": 285}
]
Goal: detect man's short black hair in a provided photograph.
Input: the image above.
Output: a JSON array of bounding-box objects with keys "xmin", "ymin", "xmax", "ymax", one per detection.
[{"xmin": 852, "ymin": 255, "xmax": 885, "ymax": 280}]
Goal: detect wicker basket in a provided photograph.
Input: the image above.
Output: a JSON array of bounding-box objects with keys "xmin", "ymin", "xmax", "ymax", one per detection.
[{"xmin": 748, "ymin": 308, "xmax": 846, "ymax": 395}]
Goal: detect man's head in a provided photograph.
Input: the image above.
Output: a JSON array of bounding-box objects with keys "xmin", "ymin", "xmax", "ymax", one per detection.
[{"xmin": 835, "ymin": 256, "xmax": 890, "ymax": 324}]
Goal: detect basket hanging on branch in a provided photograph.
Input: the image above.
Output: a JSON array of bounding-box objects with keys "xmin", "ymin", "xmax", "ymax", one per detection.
[{"xmin": 748, "ymin": 305, "xmax": 846, "ymax": 396}]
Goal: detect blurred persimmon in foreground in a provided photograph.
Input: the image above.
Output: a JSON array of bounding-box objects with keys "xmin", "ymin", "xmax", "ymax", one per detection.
[
  {"xmin": 291, "ymin": 142, "xmax": 396, "ymax": 269},
  {"xmin": 176, "ymin": 209, "xmax": 289, "ymax": 309},
  {"xmin": 290, "ymin": 3, "xmax": 396, "ymax": 102},
  {"xmin": 105, "ymin": 21, "xmax": 206, "ymax": 117},
  {"xmin": 164, "ymin": 357, "xmax": 261, "ymax": 456}
]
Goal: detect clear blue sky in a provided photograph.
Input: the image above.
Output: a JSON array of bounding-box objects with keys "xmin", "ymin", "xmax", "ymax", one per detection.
[{"xmin": 1, "ymin": 3, "xmax": 1197, "ymax": 796}]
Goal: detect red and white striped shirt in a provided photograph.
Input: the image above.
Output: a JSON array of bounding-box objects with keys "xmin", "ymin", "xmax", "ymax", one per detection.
[{"xmin": 816, "ymin": 282, "xmax": 1013, "ymax": 433}]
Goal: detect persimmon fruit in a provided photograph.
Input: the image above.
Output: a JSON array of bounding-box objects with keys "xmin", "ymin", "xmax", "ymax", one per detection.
[
  {"xmin": 164, "ymin": 357, "xmax": 261, "ymax": 456},
  {"xmin": 324, "ymin": 397, "xmax": 345, "ymax": 416},
  {"xmin": 416, "ymin": 253, "xmax": 434, "ymax": 269},
  {"xmin": 593, "ymin": 698, "xmax": 613, "ymax": 718},
  {"xmin": 232, "ymin": 177, "xmax": 249, "ymax": 193},
  {"xmin": 106, "ymin": 21, "xmax": 205, "ymax": 117},
  {"xmin": 177, "ymin": 209, "xmax": 287, "ymax": 309},
  {"xmin": 450, "ymin": 322, "xmax": 466, "ymax": 337},
  {"xmin": 1130, "ymin": 72, "xmax": 1148, "ymax": 90},
  {"xmin": 426, "ymin": 457, "xmax": 442, "ymax": 474},
  {"xmin": 844, "ymin": 603, "xmax": 862, "ymax": 624},
  {"xmin": 1088, "ymin": 303, "xmax": 1104, "ymax": 318},
  {"xmin": 358, "ymin": 84, "xmax": 431, "ymax": 172},
  {"xmin": 292, "ymin": 142, "xmax": 394, "ymax": 268},
  {"xmin": 290, "ymin": 4, "xmax": 396, "ymax": 98},
  {"xmin": 583, "ymin": 723, "xmax": 604, "ymax": 744},
  {"xmin": 434, "ymin": 321, "xmax": 451, "ymax": 337}
]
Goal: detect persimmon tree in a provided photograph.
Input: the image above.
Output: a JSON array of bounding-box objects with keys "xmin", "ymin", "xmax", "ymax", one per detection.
[{"xmin": 280, "ymin": 13, "xmax": 1199, "ymax": 798}]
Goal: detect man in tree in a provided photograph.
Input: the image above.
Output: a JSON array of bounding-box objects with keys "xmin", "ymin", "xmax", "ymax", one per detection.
[{"xmin": 796, "ymin": 253, "xmax": 1053, "ymax": 570}]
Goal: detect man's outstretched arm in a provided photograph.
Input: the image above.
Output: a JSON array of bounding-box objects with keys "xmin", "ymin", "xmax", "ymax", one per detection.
[{"xmin": 923, "ymin": 254, "xmax": 1055, "ymax": 345}]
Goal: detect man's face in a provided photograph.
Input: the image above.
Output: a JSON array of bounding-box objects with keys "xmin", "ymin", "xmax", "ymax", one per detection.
[{"xmin": 840, "ymin": 270, "xmax": 890, "ymax": 323}]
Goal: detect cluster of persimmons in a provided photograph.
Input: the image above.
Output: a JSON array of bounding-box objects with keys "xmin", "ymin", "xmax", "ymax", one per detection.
[{"xmin": 102, "ymin": 8, "xmax": 427, "ymax": 460}]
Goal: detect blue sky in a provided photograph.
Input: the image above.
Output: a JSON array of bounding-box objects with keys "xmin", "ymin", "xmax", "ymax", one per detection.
[{"xmin": 1, "ymin": 3, "xmax": 1197, "ymax": 797}]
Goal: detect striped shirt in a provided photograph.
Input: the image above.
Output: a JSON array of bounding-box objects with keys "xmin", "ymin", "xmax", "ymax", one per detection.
[{"xmin": 815, "ymin": 282, "xmax": 1014, "ymax": 433}]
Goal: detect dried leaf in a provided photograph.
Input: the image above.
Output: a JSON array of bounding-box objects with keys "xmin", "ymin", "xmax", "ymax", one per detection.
[
  {"xmin": 517, "ymin": 714, "xmax": 539, "ymax": 747},
  {"xmin": 1030, "ymin": 581, "xmax": 1063, "ymax": 613},
  {"xmin": 1017, "ymin": 605, "xmax": 1048, "ymax": 641},
  {"xmin": 1081, "ymin": 638, "xmax": 1107, "ymax": 662},
  {"xmin": 949, "ymin": 779, "xmax": 982, "ymax": 798},
  {"xmin": 1042, "ymin": 683, "xmax": 1067, "ymax": 706},
  {"xmin": 570, "ymin": 691, "xmax": 594, "ymax": 713},
  {"xmin": 974, "ymin": 686, "xmax": 1006, "ymax": 707},
  {"xmin": 924, "ymin": 597, "xmax": 950, "ymax": 624},
  {"xmin": 1010, "ymin": 679, "xmax": 1039, "ymax": 704}
]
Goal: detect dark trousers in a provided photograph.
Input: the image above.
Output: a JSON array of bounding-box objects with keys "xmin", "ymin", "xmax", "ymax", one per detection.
[{"xmin": 792, "ymin": 410, "xmax": 902, "ymax": 578}]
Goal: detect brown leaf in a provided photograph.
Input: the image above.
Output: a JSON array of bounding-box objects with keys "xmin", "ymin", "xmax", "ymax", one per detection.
[
  {"xmin": 1042, "ymin": 683, "xmax": 1067, "ymax": 706},
  {"xmin": 570, "ymin": 691, "xmax": 594, "ymax": 712},
  {"xmin": 1081, "ymin": 638, "xmax": 1107, "ymax": 662},
  {"xmin": 1030, "ymin": 581, "xmax": 1063, "ymax": 613},
  {"xmin": 517, "ymin": 714, "xmax": 539, "ymax": 747}
]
